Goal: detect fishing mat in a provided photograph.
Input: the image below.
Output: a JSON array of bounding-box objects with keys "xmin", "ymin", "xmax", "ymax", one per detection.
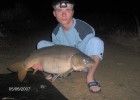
[{"xmin": 0, "ymin": 71, "xmax": 68, "ymax": 100}]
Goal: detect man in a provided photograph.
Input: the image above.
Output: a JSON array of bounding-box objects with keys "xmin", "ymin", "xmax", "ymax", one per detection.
[{"xmin": 37, "ymin": 0, "xmax": 104, "ymax": 93}]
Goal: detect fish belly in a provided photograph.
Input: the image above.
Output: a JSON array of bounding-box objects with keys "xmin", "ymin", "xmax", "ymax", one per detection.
[{"xmin": 42, "ymin": 55, "xmax": 72, "ymax": 74}]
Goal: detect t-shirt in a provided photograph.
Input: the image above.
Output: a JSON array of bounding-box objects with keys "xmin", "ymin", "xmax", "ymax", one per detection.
[{"xmin": 52, "ymin": 18, "xmax": 95, "ymax": 53}]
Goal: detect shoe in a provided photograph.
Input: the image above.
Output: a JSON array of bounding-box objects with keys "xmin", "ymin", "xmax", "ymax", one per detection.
[{"xmin": 88, "ymin": 81, "xmax": 101, "ymax": 93}]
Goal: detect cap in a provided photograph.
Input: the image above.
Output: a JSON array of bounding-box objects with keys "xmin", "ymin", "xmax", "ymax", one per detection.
[{"xmin": 52, "ymin": 0, "xmax": 75, "ymax": 9}]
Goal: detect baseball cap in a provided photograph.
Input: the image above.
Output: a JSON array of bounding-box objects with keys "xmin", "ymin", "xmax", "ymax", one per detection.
[{"xmin": 52, "ymin": 0, "xmax": 75, "ymax": 9}]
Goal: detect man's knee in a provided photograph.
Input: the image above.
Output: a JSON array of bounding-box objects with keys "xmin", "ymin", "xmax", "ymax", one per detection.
[
  {"xmin": 89, "ymin": 37, "xmax": 104, "ymax": 46},
  {"xmin": 37, "ymin": 40, "xmax": 54, "ymax": 49},
  {"xmin": 85, "ymin": 37, "xmax": 104, "ymax": 59}
]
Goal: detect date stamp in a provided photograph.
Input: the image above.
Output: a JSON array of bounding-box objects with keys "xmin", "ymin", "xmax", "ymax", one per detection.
[{"xmin": 9, "ymin": 87, "xmax": 31, "ymax": 92}]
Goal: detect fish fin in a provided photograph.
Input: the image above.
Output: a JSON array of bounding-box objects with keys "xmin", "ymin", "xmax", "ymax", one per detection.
[
  {"xmin": 7, "ymin": 61, "xmax": 24, "ymax": 72},
  {"xmin": 62, "ymin": 68, "xmax": 73, "ymax": 77},
  {"xmin": 18, "ymin": 68, "xmax": 28, "ymax": 82},
  {"xmin": 33, "ymin": 69, "xmax": 37, "ymax": 75},
  {"xmin": 52, "ymin": 74, "xmax": 61, "ymax": 82},
  {"xmin": 8, "ymin": 61, "xmax": 28, "ymax": 82}
]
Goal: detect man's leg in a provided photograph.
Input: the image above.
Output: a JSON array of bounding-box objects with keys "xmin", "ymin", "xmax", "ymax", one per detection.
[
  {"xmin": 84, "ymin": 37, "xmax": 104, "ymax": 93},
  {"xmin": 87, "ymin": 55, "xmax": 101, "ymax": 92},
  {"xmin": 37, "ymin": 40, "xmax": 54, "ymax": 49}
]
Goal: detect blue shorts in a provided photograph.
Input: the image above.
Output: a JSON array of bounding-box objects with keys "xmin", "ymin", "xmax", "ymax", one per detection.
[
  {"xmin": 84, "ymin": 37, "xmax": 104, "ymax": 59},
  {"xmin": 37, "ymin": 37, "xmax": 104, "ymax": 59}
]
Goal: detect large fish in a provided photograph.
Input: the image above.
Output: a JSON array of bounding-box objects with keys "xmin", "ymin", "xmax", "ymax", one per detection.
[{"xmin": 8, "ymin": 45, "xmax": 95, "ymax": 82}]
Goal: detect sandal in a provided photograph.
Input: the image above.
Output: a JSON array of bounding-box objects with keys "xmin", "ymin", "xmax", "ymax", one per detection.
[{"xmin": 88, "ymin": 81, "xmax": 101, "ymax": 93}]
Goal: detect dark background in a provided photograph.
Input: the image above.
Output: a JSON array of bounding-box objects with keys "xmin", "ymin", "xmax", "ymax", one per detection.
[
  {"xmin": 0, "ymin": 0, "xmax": 139, "ymax": 36},
  {"xmin": 0, "ymin": 0, "xmax": 139, "ymax": 14}
]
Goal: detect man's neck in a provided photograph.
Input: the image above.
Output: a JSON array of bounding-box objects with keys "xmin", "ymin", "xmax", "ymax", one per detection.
[{"xmin": 61, "ymin": 19, "xmax": 74, "ymax": 32}]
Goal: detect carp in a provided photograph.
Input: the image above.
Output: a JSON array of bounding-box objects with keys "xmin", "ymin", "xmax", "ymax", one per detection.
[{"xmin": 8, "ymin": 45, "xmax": 95, "ymax": 82}]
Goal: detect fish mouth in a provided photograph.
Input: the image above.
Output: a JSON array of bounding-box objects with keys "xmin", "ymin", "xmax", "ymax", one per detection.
[
  {"xmin": 73, "ymin": 66, "xmax": 86, "ymax": 71},
  {"xmin": 85, "ymin": 64, "xmax": 93, "ymax": 68}
]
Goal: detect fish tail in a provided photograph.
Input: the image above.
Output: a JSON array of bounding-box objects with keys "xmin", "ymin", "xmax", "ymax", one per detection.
[
  {"xmin": 7, "ymin": 61, "xmax": 24, "ymax": 72},
  {"xmin": 8, "ymin": 61, "xmax": 28, "ymax": 82},
  {"xmin": 18, "ymin": 68, "xmax": 28, "ymax": 82}
]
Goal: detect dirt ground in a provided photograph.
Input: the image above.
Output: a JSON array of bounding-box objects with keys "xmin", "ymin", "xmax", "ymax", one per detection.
[{"xmin": 0, "ymin": 29, "xmax": 140, "ymax": 100}]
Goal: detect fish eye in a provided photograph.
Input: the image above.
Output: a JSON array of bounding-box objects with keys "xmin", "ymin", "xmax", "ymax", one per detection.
[{"xmin": 83, "ymin": 59, "xmax": 89, "ymax": 64}]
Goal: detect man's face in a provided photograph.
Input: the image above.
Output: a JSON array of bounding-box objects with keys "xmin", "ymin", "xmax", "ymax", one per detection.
[{"xmin": 53, "ymin": 7, "xmax": 74, "ymax": 26}]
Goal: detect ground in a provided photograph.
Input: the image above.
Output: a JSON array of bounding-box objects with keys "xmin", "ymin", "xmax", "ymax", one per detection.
[{"xmin": 0, "ymin": 18, "xmax": 140, "ymax": 100}]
